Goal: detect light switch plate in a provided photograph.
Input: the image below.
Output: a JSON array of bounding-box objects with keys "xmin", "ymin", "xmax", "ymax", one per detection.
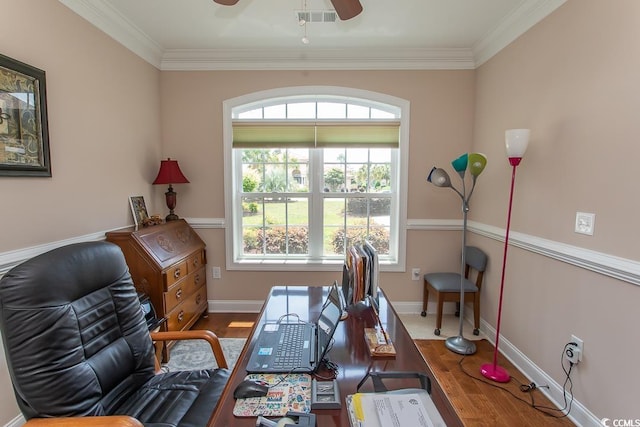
[{"xmin": 575, "ymin": 212, "xmax": 595, "ymax": 235}]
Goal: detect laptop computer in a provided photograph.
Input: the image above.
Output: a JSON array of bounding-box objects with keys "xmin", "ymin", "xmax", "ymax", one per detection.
[{"xmin": 246, "ymin": 283, "xmax": 343, "ymax": 373}]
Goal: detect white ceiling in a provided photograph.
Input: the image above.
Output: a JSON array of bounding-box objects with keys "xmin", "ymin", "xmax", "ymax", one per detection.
[{"xmin": 59, "ymin": 0, "xmax": 565, "ymax": 70}]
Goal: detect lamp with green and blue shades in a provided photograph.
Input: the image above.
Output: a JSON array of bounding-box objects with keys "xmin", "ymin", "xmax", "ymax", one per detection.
[{"xmin": 426, "ymin": 151, "xmax": 487, "ymax": 355}]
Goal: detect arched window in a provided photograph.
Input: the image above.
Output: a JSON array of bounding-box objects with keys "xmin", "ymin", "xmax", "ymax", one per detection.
[{"xmin": 223, "ymin": 87, "xmax": 409, "ymax": 271}]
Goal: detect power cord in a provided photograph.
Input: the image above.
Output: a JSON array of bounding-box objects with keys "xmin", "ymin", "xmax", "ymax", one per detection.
[{"xmin": 457, "ymin": 342, "xmax": 575, "ymax": 419}]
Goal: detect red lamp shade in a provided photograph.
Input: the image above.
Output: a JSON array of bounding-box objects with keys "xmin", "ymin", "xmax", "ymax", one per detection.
[
  {"xmin": 152, "ymin": 158, "xmax": 190, "ymax": 185},
  {"xmin": 153, "ymin": 158, "xmax": 189, "ymax": 221}
]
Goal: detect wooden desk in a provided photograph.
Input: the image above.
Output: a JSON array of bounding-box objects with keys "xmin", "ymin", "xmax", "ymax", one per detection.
[{"xmin": 208, "ymin": 285, "xmax": 460, "ymax": 426}]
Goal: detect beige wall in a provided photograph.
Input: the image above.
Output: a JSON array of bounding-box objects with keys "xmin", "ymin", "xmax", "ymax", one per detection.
[
  {"xmin": 0, "ymin": 1, "xmax": 161, "ymax": 424},
  {"xmin": 159, "ymin": 69, "xmax": 476, "ymax": 302},
  {"xmin": 470, "ymin": 0, "xmax": 640, "ymax": 420},
  {"xmin": 1, "ymin": 0, "xmax": 638, "ymax": 424}
]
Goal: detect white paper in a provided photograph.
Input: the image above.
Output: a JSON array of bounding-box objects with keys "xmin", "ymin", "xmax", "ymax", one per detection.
[{"xmin": 371, "ymin": 393, "xmax": 435, "ymax": 427}]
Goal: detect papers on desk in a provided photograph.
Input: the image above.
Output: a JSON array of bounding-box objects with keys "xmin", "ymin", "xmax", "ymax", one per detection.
[{"xmin": 346, "ymin": 390, "xmax": 446, "ymax": 427}]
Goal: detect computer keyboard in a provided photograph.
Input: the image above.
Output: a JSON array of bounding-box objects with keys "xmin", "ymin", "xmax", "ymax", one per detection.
[{"xmin": 272, "ymin": 323, "xmax": 305, "ymax": 369}]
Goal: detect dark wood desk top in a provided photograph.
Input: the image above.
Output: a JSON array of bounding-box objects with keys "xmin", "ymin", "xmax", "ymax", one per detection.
[{"xmin": 208, "ymin": 285, "xmax": 459, "ymax": 427}]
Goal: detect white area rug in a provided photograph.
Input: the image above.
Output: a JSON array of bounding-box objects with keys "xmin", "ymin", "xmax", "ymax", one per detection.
[
  {"xmin": 163, "ymin": 338, "xmax": 245, "ymax": 372},
  {"xmin": 399, "ymin": 313, "xmax": 485, "ymax": 341}
]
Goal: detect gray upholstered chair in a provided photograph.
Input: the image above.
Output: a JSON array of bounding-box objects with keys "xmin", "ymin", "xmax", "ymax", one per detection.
[
  {"xmin": 0, "ymin": 241, "xmax": 229, "ymax": 427},
  {"xmin": 421, "ymin": 246, "xmax": 488, "ymax": 336}
]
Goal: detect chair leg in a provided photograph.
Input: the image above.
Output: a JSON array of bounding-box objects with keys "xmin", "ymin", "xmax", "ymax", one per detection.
[
  {"xmin": 473, "ymin": 294, "xmax": 480, "ymax": 335},
  {"xmin": 421, "ymin": 280, "xmax": 428, "ymax": 317},
  {"xmin": 434, "ymin": 294, "xmax": 444, "ymax": 336}
]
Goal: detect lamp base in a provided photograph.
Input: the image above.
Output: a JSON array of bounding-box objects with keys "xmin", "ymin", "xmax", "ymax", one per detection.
[
  {"xmin": 165, "ymin": 213, "xmax": 179, "ymax": 221},
  {"xmin": 445, "ymin": 336, "xmax": 477, "ymax": 355},
  {"xmin": 480, "ymin": 363, "xmax": 510, "ymax": 383}
]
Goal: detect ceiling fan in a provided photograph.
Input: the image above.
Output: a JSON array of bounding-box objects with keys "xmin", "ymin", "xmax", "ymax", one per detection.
[{"xmin": 213, "ymin": 0, "xmax": 363, "ymax": 21}]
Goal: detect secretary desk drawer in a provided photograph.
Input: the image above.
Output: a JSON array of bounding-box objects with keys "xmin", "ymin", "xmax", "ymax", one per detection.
[
  {"xmin": 187, "ymin": 250, "xmax": 205, "ymax": 274},
  {"xmin": 164, "ymin": 260, "xmax": 188, "ymax": 289},
  {"xmin": 163, "ymin": 268, "xmax": 206, "ymax": 313},
  {"xmin": 166, "ymin": 285, "xmax": 207, "ymax": 331}
]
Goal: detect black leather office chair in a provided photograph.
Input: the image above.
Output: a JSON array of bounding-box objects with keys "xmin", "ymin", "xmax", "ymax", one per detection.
[{"xmin": 0, "ymin": 241, "xmax": 229, "ymax": 427}]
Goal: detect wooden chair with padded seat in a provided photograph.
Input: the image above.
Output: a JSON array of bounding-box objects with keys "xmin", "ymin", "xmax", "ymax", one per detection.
[
  {"xmin": 0, "ymin": 241, "xmax": 230, "ymax": 427},
  {"xmin": 421, "ymin": 246, "xmax": 488, "ymax": 336}
]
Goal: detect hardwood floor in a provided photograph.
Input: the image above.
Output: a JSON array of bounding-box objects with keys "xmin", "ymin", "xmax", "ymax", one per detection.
[
  {"xmin": 193, "ymin": 312, "xmax": 258, "ymax": 338},
  {"xmin": 197, "ymin": 313, "xmax": 575, "ymax": 426}
]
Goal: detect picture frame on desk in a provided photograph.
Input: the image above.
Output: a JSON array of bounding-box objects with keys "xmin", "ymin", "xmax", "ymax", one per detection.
[
  {"xmin": 0, "ymin": 53, "xmax": 51, "ymax": 177},
  {"xmin": 129, "ymin": 195, "xmax": 149, "ymax": 226}
]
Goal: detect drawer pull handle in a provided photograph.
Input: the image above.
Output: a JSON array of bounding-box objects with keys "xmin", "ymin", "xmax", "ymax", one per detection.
[
  {"xmin": 194, "ymin": 274, "xmax": 201, "ymax": 284},
  {"xmin": 174, "ymin": 268, "xmax": 181, "ymax": 279},
  {"xmin": 175, "ymin": 289, "xmax": 183, "ymax": 300},
  {"xmin": 193, "ymin": 259, "xmax": 199, "ymax": 267},
  {"xmin": 196, "ymin": 294, "xmax": 202, "ymax": 305},
  {"xmin": 178, "ymin": 310, "xmax": 184, "ymax": 323}
]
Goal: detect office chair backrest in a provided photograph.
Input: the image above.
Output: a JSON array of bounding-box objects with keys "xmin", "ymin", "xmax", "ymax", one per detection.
[
  {"xmin": 465, "ymin": 246, "xmax": 488, "ymax": 273},
  {"xmin": 0, "ymin": 242, "xmax": 156, "ymax": 420}
]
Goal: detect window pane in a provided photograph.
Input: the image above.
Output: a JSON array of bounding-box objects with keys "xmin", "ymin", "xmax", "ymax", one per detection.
[
  {"xmin": 346, "ymin": 164, "xmax": 367, "ymax": 192},
  {"xmin": 324, "ymin": 148, "xmax": 346, "ymax": 163},
  {"xmin": 242, "ymin": 164, "xmax": 263, "ymax": 193},
  {"xmin": 347, "ymin": 104, "xmax": 369, "ymax": 119},
  {"xmin": 264, "ymin": 104, "xmax": 286, "ymax": 119},
  {"xmin": 370, "ymin": 148, "xmax": 391, "ymax": 163},
  {"xmin": 323, "ymin": 165, "xmax": 346, "ymax": 192},
  {"xmin": 287, "ymin": 102, "xmax": 316, "ymax": 119},
  {"xmin": 324, "ymin": 198, "xmax": 346, "ymax": 256},
  {"xmin": 288, "ymin": 148, "xmax": 309, "ymax": 192},
  {"xmin": 238, "ymin": 108, "xmax": 262, "ymax": 119},
  {"xmin": 371, "ymin": 108, "xmax": 395, "ymax": 119},
  {"xmin": 261, "ymin": 164, "xmax": 287, "ymax": 192},
  {"xmin": 317, "ymin": 102, "xmax": 346, "ymax": 119},
  {"xmin": 369, "ymin": 163, "xmax": 391, "ymax": 192},
  {"xmin": 346, "ymin": 148, "xmax": 368, "ymax": 163}
]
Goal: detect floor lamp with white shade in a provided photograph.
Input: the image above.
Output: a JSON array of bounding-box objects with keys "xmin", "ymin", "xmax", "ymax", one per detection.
[{"xmin": 480, "ymin": 129, "xmax": 530, "ymax": 382}]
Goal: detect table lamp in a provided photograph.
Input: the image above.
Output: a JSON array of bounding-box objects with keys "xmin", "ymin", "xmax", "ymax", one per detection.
[{"xmin": 152, "ymin": 158, "xmax": 190, "ymax": 221}]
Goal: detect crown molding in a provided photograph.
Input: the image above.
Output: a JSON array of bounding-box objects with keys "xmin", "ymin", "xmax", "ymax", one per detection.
[
  {"xmin": 58, "ymin": 0, "xmax": 564, "ymax": 71},
  {"xmin": 58, "ymin": 0, "xmax": 163, "ymax": 68},
  {"xmin": 473, "ymin": 0, "xmax": 567, "ymax": 66},
  {"xmin": 160, "ymin": 48, "xmax": 475, "ymax": 71}
]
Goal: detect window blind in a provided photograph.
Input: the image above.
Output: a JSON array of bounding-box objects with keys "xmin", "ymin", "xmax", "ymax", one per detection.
[{"xmin": 232, "ymin": 121, "xmax": 400, "ymax": 148}]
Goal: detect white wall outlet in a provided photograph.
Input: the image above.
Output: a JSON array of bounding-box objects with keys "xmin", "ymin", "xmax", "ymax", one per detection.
[
  {"xmin": 565, "ymin": 334, "xmax": 584, "ymax": 364},
  {"xmin": 575, "ymin": 212, "xmax": 595, "ymax": 235},
  {"xmin": 411, "ymin": 268, "xmax": 421, "ymax": 281},
  {"xmin": 212, "ymin": 266, "xmax": 221, "ymax": 279}
]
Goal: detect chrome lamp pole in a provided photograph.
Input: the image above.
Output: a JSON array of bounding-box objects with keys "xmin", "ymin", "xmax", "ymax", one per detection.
[{"xmin": 427, "ymin": 152, "xmax": 487, "ymax": 355}]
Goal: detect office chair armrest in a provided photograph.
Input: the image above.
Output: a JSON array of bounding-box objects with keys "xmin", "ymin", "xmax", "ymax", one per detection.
[
  {"xmin": 151, "ymin": 329, "xmax": 228, "ymax": 369},
  {"xmin": 24, "ymin": 416, "xmax": 143, "ymax": 427}
]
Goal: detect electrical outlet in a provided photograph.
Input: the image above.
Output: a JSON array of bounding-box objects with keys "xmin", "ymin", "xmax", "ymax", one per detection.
[
  {"xmin": 411, "ymin": 268, "xmax": 421, "ymax": 281},
  {"xmin": 564, "ymin": 335, "xmax": 583, "ymax": 364},
  {"xmin": 212, "ymin": 266, "xmax": 221, "ymax": 279}
]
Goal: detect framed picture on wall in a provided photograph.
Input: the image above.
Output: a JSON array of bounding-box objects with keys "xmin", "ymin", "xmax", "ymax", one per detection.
[
  {"xmin": 0, "ymin": 53, "xmax": 51, "ymax": 177},
  {"xmin": 129, "ymin": 196, "xmax": 149, "ymax": 226}
]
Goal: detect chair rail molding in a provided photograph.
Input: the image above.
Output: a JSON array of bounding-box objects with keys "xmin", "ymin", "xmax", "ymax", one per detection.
[{"xmin": 407, "ymin": 219, "xmax": 640, "ymax": 287}]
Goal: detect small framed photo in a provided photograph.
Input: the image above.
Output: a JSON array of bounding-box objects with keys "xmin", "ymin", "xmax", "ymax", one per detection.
[
  {"xmin": 0, "ymin": 53, "xmax": 51, "ymax": 177},
  {"xmin": 129, "ymin": 196, "xmax": 149, "ymax": 226}
]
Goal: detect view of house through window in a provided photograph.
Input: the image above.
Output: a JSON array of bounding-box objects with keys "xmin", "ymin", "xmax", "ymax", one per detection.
[{"xmin": 228, "ymin": 91, "xmax": 407, "ymax": 267}]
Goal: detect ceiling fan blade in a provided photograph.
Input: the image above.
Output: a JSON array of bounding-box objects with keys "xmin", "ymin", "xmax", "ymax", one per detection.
[
  {"xmin": 213, "ymin": 0, "xmax": 240, "ymax": 5},
  {"xmin": 330, "ymin": 0, "xmax": 363, "ymax": 20}
]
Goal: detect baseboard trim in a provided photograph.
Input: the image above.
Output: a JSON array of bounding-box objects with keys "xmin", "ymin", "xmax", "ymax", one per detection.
[
  {"xmin": 479, "ymin": 319, "xmax": 601, "ymax": 427},
  {"xmin": 3, "ymin": 414, "xmax": 24, "ymax": 427},
  {"xmin": 208, "ymin": 299, "xmax": 264, "ymax": 313}
]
